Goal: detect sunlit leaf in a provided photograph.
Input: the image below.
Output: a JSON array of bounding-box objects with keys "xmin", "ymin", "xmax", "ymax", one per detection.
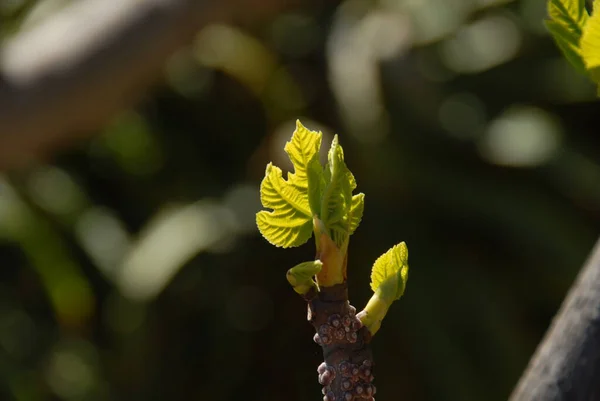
[
  {"xmin": 284, "ymin": 120, "xmax": 324, "ymax": 215},
  {"xmin": 256, "ymin": 121, "xmax": 325, "ymax": 248},
  {"xmin": 286, "ymin": 260, "xmax": 322, "ymax": 294},
  {"xmin": 348, "ymin": 193, "xmax": 364, "ymax": 235},
  {"xmin": 370, "ymin": 242, "xmax": 409, "ymax": 302},
  {"xmin": 320, "ymin": 135, "xmax": 356, "ymax": 247},
  {"xmin": 256, "ymin": 163, "xmax": 313, "ymax": 247},
  {"xmin": 257, "ymin": 120, "xmax": 364, "ymax": 254},
  {"xmin": 547, "ymin": 0, "xmax": 588, "ymax": 32},
  {"xmin": 581, "ymin": 0, "xmax": 600, "ymax": 87},
  {"xmin": 545, "ymin": 0, "xmax": 589, "ymax": 74},
  {"xmin": 546, "ymin": 20, "xmax": 587, "ymax": 73}
]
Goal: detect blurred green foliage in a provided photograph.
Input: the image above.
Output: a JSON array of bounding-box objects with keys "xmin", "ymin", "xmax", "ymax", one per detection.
[{"xmin": 1, "ymin": 0, "xmax": 600, "ymax": 400}]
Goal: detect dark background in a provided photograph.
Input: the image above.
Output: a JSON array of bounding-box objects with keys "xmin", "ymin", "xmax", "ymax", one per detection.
[{"xmin": 1, "ymin": 0, "xmax": 600, "ymax": 400}]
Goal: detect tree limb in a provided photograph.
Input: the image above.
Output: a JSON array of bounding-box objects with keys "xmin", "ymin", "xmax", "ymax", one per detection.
[
  {"xmin": 0, "ymin": 0, "xmax": 294, "ymax": 171},
  {"xmin": 509, "ymin": 238, "xmax": 600, "ymax": 401},
  {"xmin": 305, "ymin": 283, "xmax": 376, "ymax": 401}
]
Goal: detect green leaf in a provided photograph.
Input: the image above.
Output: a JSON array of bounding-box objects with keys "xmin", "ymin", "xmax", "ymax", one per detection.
[
  {"xmin": 348, "ymin": 193, "xmax": 365, "ymax": 235},
  {"xmin": 320, "ymin": 135, "xmax": 356, "ymax": 248},
  {"xmin": 256, "ymin": 120, "xmax": 325, "ymax": 248},
  {"xmin": 286, "ymin": 260, "xmax": 322, "ymax": 294},
  {"xmin": 358, "ymin": 242, "xmax": 409, "ymax": 335},
  {"xmin": 257, "ymin": 120, "xmax": 364, "ymax": 253},
  {"xmin": 548, "ymin": 0, "xmax": 588, "ymax": 33},
  {"xmin": 546, "ymin": 20, "xmax": 587, "ymax": 73},
  {"xmin": 545, "ymin": 0, "xmax": 589, "ymax": 74},
  {"xmin": 581, "ymin": 0, "xmax": 600, "ymax": 71},
  {"xmin": 370, "ymin": 242, "xmax": 409, "ymax": 303},
  {"xmin": 256, "ymin": 163, "xmax": 313, "ymax": 248},
  {"xmin": 284, "ymin": 120, "xmax": 324, "ymax": 215}
]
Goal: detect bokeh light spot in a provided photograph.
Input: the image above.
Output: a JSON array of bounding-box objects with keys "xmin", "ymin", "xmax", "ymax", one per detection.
[
  {"xmin": 117, "ymin": 201, "xmax": 236, "ymax": 302},
  {"xmin": 479, "ymin": 106, "xmax": 562, "ymax": 167},
  {"xmin": 166, "ymin": 48, "xmax": 214, "ymax": 98},
  {"xmin": 75, "ymin": 206, "xmax": 131, "ymax": 279},
  {"xmin": 441, "ymin": 13, "xmax": 521, "ymax": 74},
  {"xmin": 26, "ymin": 166, "xmax": 86, "ymax": 220},
  {"xmin": 45, "ymin": 340, "xmax": 99, "ymax": 400},
  {"xmin": 328, "ymin": 2, "xmax": 411, "ymax": 143}
]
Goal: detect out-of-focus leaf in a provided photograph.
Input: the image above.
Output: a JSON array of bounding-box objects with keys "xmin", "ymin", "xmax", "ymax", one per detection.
[
  {"xmin": 545, "ymin": 0, "xmax": 589, "ymax": 74},
  {"xmin": 581, "ymin": 0, "xmax": 600, "ymax": 92}
]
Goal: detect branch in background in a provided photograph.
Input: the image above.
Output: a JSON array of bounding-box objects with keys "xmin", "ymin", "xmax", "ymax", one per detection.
[
  {"xmin": 0, "ymin": 0, "xmax": 297, "ymax": 171},
  {"xmin": 510, "ymin": 238, "xmax": 600, "ymax": 401}
]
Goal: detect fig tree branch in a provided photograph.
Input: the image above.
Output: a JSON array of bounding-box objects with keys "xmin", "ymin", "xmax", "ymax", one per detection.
[{"xmin": 510, "ymin": 238, "xmax": 600, "ymax": 401}]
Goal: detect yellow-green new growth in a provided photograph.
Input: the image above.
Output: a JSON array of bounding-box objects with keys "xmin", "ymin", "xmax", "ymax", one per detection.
[
  {"xmin": 286, "ymin": 260, "xmax": 322, "ymax": 295},
  {"xmin": 256, "ymin": 120, "xmax": 365, "ymax": 286},
  {"xmin": 358, "ymin": 242, "xmax": 409, "ymax": 335},
  {"xmin": 545, "ymin": 0, "xmax": 600, "ymax": 94},
  {"xmin": 581, "ymin": 0, "xmax": 600, "ymax": 93},
  {"xmin": 256, "ymin": 121, "xmax": 323, "ymax": 248},
  {"xmin": 257, "ymin": 119, "xmax": 410, "ymax": 337},
  {"xmin": 545, "ymin": 0, "xmax": 589, "ymax": 73}
]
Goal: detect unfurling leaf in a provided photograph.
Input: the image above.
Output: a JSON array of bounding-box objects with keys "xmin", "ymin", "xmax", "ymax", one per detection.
[
  {"xmin": 256, "ymin": 163, "xmax": 313, "ymax": 247},
  {"xmin": 581, "ymin": 0, "xmax": 600, "ymax": 91},
  {"xmin": 284, "ymin": 120, "xmax": 324, "ymax": 215},
  {"xmin": 358, "ymin": 242, "xmax": 409, "ymax": 335},
  {"xmin": 256, "ymin": 120, "xmax": 323, "ymax": 248},
  {"xmin": 320, "ymin": 135, "xmax": 362, "ymax": 248},
  {"xmin": 547, "ymin": 0, "xmax": 588, "ymax": 32},
  {"xmin": 257, "ymin": 120, "xmax": 367, "ymax": 287},
  {"xmin": 545, "ymin": 0, "xmax": 589, "ymax": 74},
  {"xmin": 286, "ymin": 260, "xmax": 322, "ymax": 294},
  {"xmin": 348, "ymin": 193, "xmax": 365, "ymax": 235},
  {"xmin": 370, "ymin": 242, "xmax": 409, "ymax": 303}
]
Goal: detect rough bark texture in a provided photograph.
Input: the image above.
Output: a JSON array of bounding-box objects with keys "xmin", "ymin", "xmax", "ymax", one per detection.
[
  {"xmin": 304, "ymin": 283, "xmax": 376, "ymax": 401},
  {"xmin": 509, "ymin": 238, "xmax": 600, "ymax": 401}
]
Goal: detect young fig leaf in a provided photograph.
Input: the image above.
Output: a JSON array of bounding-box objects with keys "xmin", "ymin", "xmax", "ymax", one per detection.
[
  {"xmin": 581, "ymin": 0, "xmax": 600, "ymax": 92},
  {"xmin": 256, "ymin": 121, "xmax": 324, "ymax": 248},
  {"xmin": 545, "ymin": 0, "xmax": 589, "ymax": 74},
  {"xmin": 256, "ymin": 163, "xmax": 313, "ymax": 247},
  {"xmin": 320, "ymin": 135, "xmax": 361, "ymax": 248},
  {"xmin": 370, "ymin": 242, "xmax": 409, "ymax": 303},
  {"xmin": 548, "ymin": 0, "xmax": 588, "ymax": 33},
  {"xmin": 284, "ymin": 120, "xmax": 324, "ymax": 215},
  {"xmin": 348, "ymin": 193, "xmax": 365, "ymax": 235},
  {"xmin": 358, "ymin": 242, "xmax": 409, "ymax": 335},
  {"xmin": 286, "ymin": 260, "xmax": 322, "ymax": 295}
]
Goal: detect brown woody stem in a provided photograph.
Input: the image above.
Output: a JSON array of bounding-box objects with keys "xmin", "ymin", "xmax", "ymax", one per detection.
[{"xmin": 303, "ymin": 283, "xmax": 376, "ymax": 401}]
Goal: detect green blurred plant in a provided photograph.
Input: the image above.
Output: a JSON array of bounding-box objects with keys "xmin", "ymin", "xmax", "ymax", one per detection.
[
  {"xmin": 546, "ymin": 0, "xmax": 600, "ymax": 94},
  {"xmin": 256, "ymin": 120, "xmax": 409, "ymax": 400}
]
